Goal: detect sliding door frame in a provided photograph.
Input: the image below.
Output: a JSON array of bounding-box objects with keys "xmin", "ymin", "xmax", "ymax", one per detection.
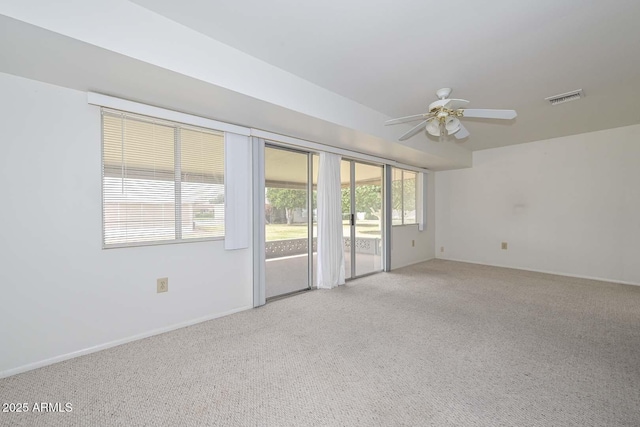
[
  {"xmin": 252, "ymin": 137, "xmax": 266, "ymax": 307},
  {"xmin": 256, "ymin": 137, "xmax": 394, "ymax": 303},
  {"xmin": 307, "ymin": 153, "xmax": 314, "ymax": 290},
  {"xmin": 349, "ymin": 160, "xmax": 356, "ymax": 279},
  {"xmin": 264, "ymin": 143, "xmax": 314, "ymax": 300},
  {"xmin": 383, "ymin": 164, "xmax": 392, "ymax": 272},
  {"xmin": 342, "ymin": 157, "xmax": 385, "ymax": 280}
]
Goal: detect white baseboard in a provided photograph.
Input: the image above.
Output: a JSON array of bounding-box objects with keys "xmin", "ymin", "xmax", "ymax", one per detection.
[
  {"xmin": 392, "ymin": 256, "xmax": 436, "ymax": 270},
  {"xmin": 436, "ymin": 256, "xmax": 640, "ymax": 287},
  {"xmin": 0, "ymin": 305, "xmax": 252, "ymax": 379}
]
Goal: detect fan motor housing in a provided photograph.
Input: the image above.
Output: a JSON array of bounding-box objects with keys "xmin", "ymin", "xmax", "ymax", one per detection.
[{"xmin": 436, "ymin": 87, "xmax": 452, "ymax": 99}]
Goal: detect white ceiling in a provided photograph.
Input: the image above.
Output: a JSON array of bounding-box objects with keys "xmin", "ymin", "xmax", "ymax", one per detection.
[
  {"xmin": 2, "ymin": 1, "xmax": 640, "ymax": 171},
  {"xmin": 132, "ymin": 0, "xmax": 640, "ymax": 150},
  {"xmin": 3, "ymin": 0, "xmax": 490, "ymax": 171}
]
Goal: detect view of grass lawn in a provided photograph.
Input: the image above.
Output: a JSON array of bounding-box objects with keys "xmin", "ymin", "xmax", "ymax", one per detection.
[
  {"xmin": 266, "ymin": 224, "xmax": 308, "ymax": 241},
  {"xmin": 266, "ymin": 221, "xmax": 381, "ymax": 241}
]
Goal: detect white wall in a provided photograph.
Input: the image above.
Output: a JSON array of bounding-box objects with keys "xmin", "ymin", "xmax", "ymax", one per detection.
[
  {"xmin": 435, "ymin": 124, "xmax": 640, "ymax": 285},
  {"xmin": 391, "ymin": 174, "xmax": 436, "ymax": 269},
  {"xmin": 0, "ymin": 73, "xmax": 253, "ymax": 377}
]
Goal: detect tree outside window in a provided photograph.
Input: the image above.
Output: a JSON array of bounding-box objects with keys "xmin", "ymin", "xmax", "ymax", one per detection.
[{"xmin": 392, "ymin": 168, "xmax": 418, "ymax": 225}]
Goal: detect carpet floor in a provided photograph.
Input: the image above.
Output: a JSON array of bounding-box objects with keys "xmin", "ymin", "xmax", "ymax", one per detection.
[{"xmin": 1, "ymin": 259, "xmax": 639, "ymax": 426}]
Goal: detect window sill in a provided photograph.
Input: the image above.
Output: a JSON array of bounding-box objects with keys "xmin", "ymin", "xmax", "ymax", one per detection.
[{"xmin": 103, "ymin": 236, "xmax": 224, "ymax": 250}]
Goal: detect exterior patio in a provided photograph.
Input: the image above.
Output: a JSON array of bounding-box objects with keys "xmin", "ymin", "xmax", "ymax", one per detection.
[{"xmin": 265, "ymin": 236, "xmax": 382, "ymax": 298}]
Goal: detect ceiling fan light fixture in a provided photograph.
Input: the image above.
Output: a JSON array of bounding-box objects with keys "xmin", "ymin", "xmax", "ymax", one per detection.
[
  {"xmin": 445, "ymin": 116, "xmax": 460, "ymax": 134},
  {"xmin": 386, "ymin": 87, "xmax": 518, "ymax": 141},
  {"xmin": 426, "ymin": 119, "xmax": 440, "ymax": 136}
]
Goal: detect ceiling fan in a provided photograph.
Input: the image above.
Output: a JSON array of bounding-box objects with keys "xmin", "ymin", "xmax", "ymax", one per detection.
[{"xmin": 385, "ymin": 88, "xmax": 517, "ymax": 141}]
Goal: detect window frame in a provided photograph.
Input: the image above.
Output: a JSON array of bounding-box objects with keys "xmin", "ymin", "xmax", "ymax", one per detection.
[
  {"xmin": 392, "ymin": 168, "xmax": 419, "ymax": 227},
  {"xmin": 101, "ymin": 108, "xmax": 226, "ymax": 249}
]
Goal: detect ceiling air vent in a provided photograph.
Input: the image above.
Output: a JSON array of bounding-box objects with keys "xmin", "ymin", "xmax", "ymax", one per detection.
[{"xmin": 545, "ymin": 89, "xmax": 584, "ymax": 106}]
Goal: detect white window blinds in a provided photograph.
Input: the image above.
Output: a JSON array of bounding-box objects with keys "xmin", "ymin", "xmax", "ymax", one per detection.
[{"xmin": 102, "ymin": 109, "xmax": 224, "ymax": 247}]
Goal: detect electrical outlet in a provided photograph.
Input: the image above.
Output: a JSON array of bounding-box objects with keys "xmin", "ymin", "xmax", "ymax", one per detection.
[
  {"xmin": 501, "ymin": 242, "xmax": 508, "ymax": 250},
  {"xmin": 412, "ymin": 240, "xmax": 415, "ymax": 247},
  {"xmin": 157, "ymin": 277, "xmax": 168, "ymax": 293},
  {"xmin": 440, "ymin": 246, "xmax": 444, "ymax": 253}
]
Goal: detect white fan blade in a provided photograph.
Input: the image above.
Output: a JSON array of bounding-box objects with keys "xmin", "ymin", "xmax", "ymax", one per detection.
[
  {"xmin": 444, "ymin": 99, "xmax": 470, "ymax": 110},
  {"xmin": 461, "ymin": 109, "xmax": 517, "ymax": 119},
  {"xmin": 454, "ymin": 123, "xmax": 470, "ymax": 139},
  {"xmin": 398, "ymin": 120, "xmax": 428, "ymax": 141},
  {"xmin": 385, "ymin": 114, "xmax": 428, "ymax": 126}
]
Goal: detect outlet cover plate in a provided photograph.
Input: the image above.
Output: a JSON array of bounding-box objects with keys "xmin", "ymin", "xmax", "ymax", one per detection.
[{"xmin": 157, "ymin": 277, "xmax": 168, "ymax": 293}]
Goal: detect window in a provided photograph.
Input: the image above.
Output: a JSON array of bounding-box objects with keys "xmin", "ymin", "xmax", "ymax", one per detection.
[
  {"xmin": 102, "ymin": 109, "xmax": 224, "ymax": 247},
  {"xmin": 392, "ymin": 168, "xmax": 418, "ymax": 226}
]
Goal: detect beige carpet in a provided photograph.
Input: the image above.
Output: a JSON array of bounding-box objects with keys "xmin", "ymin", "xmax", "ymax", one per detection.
[{"xmin": 2, "ymin": 260, "xmax": 639, "ymax": 426}]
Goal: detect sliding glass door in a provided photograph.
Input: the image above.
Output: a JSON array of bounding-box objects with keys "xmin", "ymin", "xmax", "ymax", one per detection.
[
  {"xmin": 264, "ymin": 146, "xmax": 311, "ymax": 298},
  {"xmin": 265, "ymin": 148, "xmax": 384, "ymax": 298},
  {"xmin": 343, "ymin": 160, "xmax": 384, "ymax": 278},
  {"xmin": 353, "ymin": 162, "xmax": 384, "ymax": 276},
  {"xmin": 341, "ymin": 160, "xmax": 353, "ymax": 279}
]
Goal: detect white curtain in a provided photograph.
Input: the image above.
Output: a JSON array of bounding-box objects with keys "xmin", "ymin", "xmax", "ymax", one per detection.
[{"xmin": 317, "ymin": 152, "xmax": 345, "ymax": 289}]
